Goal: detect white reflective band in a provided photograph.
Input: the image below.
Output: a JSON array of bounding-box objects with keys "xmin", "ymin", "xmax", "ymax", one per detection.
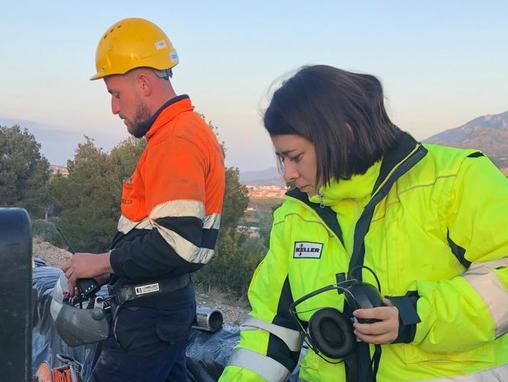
[
  {"xmin": 193, "ymin": 247, "xmax": 215, "ymax": 263},
  {"xmin": 463, "ymin": 259, "xmax": 508, "ymax": 337},
  {"xmin": 150, "ymin": 200, "xmax": 205, "ymax": 220},
  {"xmin": 228, "ymin": 348, "xmax": 289, "ymax": 382},
  {"xmin": 154, "ymin": 222, "xmax": 214, "ymax": 264},
  {"xmin": 117, "ymin": 215, "xmax": 152, "ymax": 234},
  {"xmin": 204, "ymin": 213, "xmax": 221, "ymax": 229},
  {"xmin": 422, "ymin": 363, "xmax": 508, "ymax": 381},
  {"xmin": 242, "ymin": 316, "xmax": 303, "ymax": 352}
]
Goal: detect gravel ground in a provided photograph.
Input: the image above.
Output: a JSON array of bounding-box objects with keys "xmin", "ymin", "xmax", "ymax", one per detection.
[
  {"xmin": 33, "ymin": 237, "xmax": 72, "ymax": 267},
  {"xmin": 195, "ymin": 288, "xmax": 250, "ymax": 326},
  {"xmin": 32, "ymin": 238, "xmax": 249, "ymax": 326}
]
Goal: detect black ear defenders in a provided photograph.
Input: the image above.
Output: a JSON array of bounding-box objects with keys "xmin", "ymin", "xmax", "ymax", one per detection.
[{"xmin": 289, "ymin": 266, "xmax": 384, "ymax": 361}]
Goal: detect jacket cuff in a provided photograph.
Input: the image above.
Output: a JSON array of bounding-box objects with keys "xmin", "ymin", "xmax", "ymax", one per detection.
[
  {"xmin": 109, "ymin": 248, "xmax": 123, "ymax": 276},
  {"xmin": 387, "ymin": 291, "xmax": 421, "ymax": 343}
]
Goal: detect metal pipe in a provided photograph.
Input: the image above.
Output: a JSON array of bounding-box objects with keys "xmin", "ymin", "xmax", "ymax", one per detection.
[{"xmin": 193, "ymin": 306, "xmax": 223, "ymax": 332}]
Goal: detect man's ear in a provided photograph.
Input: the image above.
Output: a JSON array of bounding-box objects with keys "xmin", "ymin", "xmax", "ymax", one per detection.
[{"xmin": 136, "ymin": 71, "xmax": 152, "ymax": 96}]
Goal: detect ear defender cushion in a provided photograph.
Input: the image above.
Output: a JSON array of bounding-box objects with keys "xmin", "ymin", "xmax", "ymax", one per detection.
[{"xmin": 308, "ymin": 307, "xmax": 356, "ymax": 359}]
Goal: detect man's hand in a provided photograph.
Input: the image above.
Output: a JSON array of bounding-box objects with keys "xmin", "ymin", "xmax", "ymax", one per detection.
[
  {"xmin": 352, "ymin": 298, "xmax": 399, "ymax": 345},
  {"xmin": 61, "ymin": 252, "xmax": 112, "ymax": 296},
  {"xmin": 94, "ymin": 272, "xmax": 112, "ymax": 286}
]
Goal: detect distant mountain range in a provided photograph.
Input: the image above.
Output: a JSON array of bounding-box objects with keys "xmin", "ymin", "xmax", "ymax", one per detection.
[
  {"xmin": 240, "ymin": 166, "xmax": 284, "ymax": 185},
  {"xmin": 0, "ymin": 117, "xmax": 117, "ymax": 166},
  {"xmin": 424, "ymin": 110, "xmax": 508, "ymax": 168},
  {"xmin": 241, "ymin": 110, "xmax": 508, "ymax": 184}
]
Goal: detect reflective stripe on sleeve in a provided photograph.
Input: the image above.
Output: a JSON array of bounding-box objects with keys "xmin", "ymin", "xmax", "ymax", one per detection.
[
  {"xmin": 193, "ymin": 247, "xmax": 215, "ymax": 263},
  {"xmin": 463, "ymin": 259, "xmax": 508, "ymax": 337},
  {"xmin": 241, "ymin": 316, "xmax": 303, "ymax": 351},
  {"xmin": 422, "ymin": 363, "xmax": 508, "ymax": 381},
  {"xmin": 204, "ymin": 213, "xmax": 221, "ymax": 229},
  {"xmin": 117, "ymin": 215, "xmax": 152, "ymax": 234},
  {"xmin": 153, "ymin": 221, "xmax": 214, "ymax": 263},
  {"xmin": 228, "ymin": 348, "xmax": 290, "ymax": 382},
  {"xmin": 150, "ymin": 199, "xmax": 205, "ymax": 220}
]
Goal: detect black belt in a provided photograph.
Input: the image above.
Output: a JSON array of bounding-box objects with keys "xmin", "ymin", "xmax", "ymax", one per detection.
[{"xmin": 109, "ymin": 274, "xmax": 190, "ymax": 306}]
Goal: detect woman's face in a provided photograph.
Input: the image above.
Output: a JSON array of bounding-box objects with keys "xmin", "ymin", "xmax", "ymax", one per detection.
[{"xmin": 271, "ymin": 134, "xmax": 318, "ymax": 195}]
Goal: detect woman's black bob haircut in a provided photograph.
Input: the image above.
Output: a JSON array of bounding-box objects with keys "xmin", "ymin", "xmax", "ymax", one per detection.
[{"xmin": 264, "ymin": 65, "xmax": 402, "ymax": 186}]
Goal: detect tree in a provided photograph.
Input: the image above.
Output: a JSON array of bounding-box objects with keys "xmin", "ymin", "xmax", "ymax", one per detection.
[
  {"xmin": 51, "ymin": 137, "xmax": 120, "ymax": 252},
  {"xmin": 221, "ymin": 167, "xmax": 249, "ymax": 229},
  {"xmin": 0, "ymin": 125, "xmax": 50, "ymax": 218},
  {"xmin": 110, "ymin": 137, "xmax": 146, "ymax": 182}
]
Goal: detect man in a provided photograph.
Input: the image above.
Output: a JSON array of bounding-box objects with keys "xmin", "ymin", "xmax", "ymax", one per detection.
[{"xmin": 61, "ymin": 17, "xmax": 225, "ymax": 381}]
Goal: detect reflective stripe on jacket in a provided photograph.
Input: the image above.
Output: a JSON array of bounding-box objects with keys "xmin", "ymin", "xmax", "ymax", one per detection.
[{"xmin": 220, "ymin": 132, "xmax": 508, "ymax": 382}]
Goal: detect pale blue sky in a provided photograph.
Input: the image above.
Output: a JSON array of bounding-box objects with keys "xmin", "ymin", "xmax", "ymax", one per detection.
[{"xmin": 1, "ymin": 1, "xmax": 507, "ymax": 171}]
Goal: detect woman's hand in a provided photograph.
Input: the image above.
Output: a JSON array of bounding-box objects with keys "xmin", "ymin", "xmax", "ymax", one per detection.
[{"xmin": 352, "ymin": 298, "xmax": 399, "ymax": 345}]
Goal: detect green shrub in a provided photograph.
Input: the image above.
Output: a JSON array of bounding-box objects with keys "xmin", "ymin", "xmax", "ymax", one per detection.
[
  {"xmin": 31, "ymin": 218, "xmax": 65, "ymax": 248},
  {"xmin": 193, "ymin": 228, "xmax": 266, "ymax": 298}
]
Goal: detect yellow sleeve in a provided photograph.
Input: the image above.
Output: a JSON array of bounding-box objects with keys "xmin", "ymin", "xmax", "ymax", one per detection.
[
  {"xmin": 220, "ymin": 208, "xmax": 303, "ymax": 381},
  {"xmin": 413, "ymin": 154, "xmax": 508, "ymax": 352}
]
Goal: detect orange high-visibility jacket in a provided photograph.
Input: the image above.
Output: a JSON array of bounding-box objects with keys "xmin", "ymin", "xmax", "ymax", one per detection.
[{"xmin": 110, "ymin": 95, "xmax": 225, "ymax": 281}]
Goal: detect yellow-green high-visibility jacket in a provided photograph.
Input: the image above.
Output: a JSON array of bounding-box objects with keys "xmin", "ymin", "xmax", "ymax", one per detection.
[{"xmin": 220, "ymin": 132, "xmax": 508, "ymax": 382}]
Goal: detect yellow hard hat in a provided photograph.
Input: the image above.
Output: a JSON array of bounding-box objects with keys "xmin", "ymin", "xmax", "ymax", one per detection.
[{"xmin": 91, "ymin": 17, "xmax": 179, "ymax": 80}]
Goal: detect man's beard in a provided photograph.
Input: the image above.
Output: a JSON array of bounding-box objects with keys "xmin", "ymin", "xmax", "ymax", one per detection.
[{"xmin": 123, "ymin": 102, "xmax": 152, "ymax": 138}]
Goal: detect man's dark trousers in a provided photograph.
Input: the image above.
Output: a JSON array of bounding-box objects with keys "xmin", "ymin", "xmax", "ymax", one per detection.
[{"xmin": 91, "ymin": 301, "xmax": 195, "ymax": 382}]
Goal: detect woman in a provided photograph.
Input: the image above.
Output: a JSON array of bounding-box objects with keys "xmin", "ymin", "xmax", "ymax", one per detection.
[{"xmin": 220, "ymin": 65, "xmax": 508, "ymax": 381}]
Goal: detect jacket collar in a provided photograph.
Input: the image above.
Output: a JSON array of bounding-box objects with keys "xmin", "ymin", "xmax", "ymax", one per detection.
[
  {"xmin": 287, "ymin": 131, "xmax": 426, "ymax": 209},
  {"xmin": 309, "ymin": 160, "xmax": 381, "ymax": 207},
  {"xmin": 144, "ymin": 95, "xmax": 193, "ymax": 140}
]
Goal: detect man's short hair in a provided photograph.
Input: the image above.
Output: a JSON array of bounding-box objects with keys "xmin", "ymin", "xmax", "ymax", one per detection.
[{"xmin": 153, "ymin": 68, "xmax": 173, "ymax": 79}]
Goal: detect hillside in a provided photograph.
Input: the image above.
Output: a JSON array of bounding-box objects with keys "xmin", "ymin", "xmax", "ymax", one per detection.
[{"xmin": 424, "ymin": 110, "xmax": 508, "ymax": 169}]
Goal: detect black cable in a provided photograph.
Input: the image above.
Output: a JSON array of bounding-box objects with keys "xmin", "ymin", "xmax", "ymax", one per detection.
[
  {"xmin": 348, "ymin": 265, "xmax": 382, "ymax": 293},
  {"xmin": 55, "ymin": 226, "xmax": 75, "ymax": 254}
]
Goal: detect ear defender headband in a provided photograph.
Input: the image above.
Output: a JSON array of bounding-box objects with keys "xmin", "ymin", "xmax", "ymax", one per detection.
[{"xmin": 289, "ymin": 266, "xmax": 384, "ymax": 362}]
